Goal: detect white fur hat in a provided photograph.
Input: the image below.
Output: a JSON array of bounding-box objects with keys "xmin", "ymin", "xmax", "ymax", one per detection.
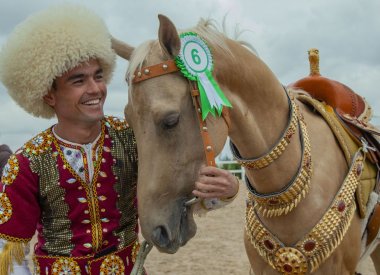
[{"xmin": 0, "ymin": 4, "xmax": 116, "ymax": 118}]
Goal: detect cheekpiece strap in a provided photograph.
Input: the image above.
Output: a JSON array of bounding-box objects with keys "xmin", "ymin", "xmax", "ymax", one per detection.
[{"xmin": 189, "ymin": 81, "xmax": 216, "ymax": 166}]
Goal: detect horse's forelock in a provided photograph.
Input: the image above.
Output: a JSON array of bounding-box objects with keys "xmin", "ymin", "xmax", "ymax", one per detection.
[{"xmin": 127, "ymin": 40, "xmax": 157, "ymax": 84}]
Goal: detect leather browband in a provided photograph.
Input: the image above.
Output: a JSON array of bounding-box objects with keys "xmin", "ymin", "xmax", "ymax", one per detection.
[{"xmin": 132, "ymin": 60, "xmax": 179, "ymax": 84}]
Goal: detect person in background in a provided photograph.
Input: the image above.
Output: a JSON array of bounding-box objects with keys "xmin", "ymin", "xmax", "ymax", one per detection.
[
  {"xmin": 0, "ymin": 145, "xmax": 12, "ymax": 174},
  {"xmin": 0, "ymin": 4, "xmax": 239, "ymax": 274}
]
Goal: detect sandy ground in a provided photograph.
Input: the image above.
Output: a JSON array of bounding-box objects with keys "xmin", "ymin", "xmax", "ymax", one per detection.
[{"xmin": 28, "ymin": 187, "xmax": 376, "ymax": 274}]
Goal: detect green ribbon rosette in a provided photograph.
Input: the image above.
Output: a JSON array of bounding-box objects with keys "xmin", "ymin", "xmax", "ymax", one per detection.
[{"xmin": 175, "ymin": 32, "xmax": 232, "ymax": 120}]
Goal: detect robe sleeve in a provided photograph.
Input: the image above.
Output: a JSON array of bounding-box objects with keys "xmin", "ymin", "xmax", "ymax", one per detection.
[{"xmin": 0, "ymin": 152, "xmax": 40, "ymax": 242}]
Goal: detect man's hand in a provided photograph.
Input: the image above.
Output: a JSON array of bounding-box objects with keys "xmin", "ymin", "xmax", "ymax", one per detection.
[{"xmin": 192, "ymin": 166, "xmax": 239, "ymax": 200}]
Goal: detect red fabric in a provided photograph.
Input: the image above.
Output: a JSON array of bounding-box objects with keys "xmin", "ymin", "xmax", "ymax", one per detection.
[
  {"xmin": 0, "ymin": 119, "xmax": 138, "ymax": 274},
  {"xmin": 0, "ymin": 153, "xmax": 40, "ymax": 240},
  {"xmin": 34, "ymin": 242, "xmax": 137, "ymax": 274}
]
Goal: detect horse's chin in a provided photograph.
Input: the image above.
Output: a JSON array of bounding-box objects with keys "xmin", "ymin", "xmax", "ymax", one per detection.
[{"xmin": 150, "ymin": 204, "xmax": 197, "ymax": 254}]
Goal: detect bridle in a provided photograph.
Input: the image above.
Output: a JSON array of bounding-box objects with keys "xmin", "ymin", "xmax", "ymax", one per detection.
[
  {"xmin": 131, "ymin": 59, "xmax": 231, "ymax": 169},
  {"xmin": 131, "ymin": 59, "xmax": 232, "ymax": 208}
]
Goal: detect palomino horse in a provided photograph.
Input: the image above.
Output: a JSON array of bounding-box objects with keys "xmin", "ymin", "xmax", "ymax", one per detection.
[{"xmin": 112, "ymin": 15, "xmax": 380, "ymax": 274}]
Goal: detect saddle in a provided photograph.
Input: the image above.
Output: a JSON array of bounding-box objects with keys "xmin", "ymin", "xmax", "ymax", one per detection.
[{"xmin": 288, "ymin": 48, "xmax": 380, "ymax": 246}]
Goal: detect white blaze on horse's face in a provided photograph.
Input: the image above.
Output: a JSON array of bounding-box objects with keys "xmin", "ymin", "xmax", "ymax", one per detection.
[{"xmin": 114, "ymin": 15, "xmax": 228, "ymax": 253}]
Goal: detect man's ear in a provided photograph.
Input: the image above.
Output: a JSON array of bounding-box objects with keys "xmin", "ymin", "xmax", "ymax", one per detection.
[{"xmin": 43, "ymin": 91, "xmax": 55, "ymax": 107}]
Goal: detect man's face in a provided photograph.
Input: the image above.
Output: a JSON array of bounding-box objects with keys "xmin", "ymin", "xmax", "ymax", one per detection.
[{"xmin": 45, "ymin": 59, "xmax": 107, "ymax": 126}]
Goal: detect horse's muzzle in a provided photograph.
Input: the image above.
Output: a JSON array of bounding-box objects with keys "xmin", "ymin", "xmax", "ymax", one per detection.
[{"xmin": 151, "ymin": 199, "xmax": 196, "ymax": 253}]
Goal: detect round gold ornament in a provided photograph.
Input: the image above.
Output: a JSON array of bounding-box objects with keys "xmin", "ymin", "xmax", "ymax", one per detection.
[
  {"xmin": 274, "ymin": 247, "xmax": 308, "ymax": 274},
  {"xmin": 51, "ymin": 258, "xmax": 81, "ymax": 274},
  {"xmin": 100, "ymin": 254, "xmax": 125, "ymax": 275}
]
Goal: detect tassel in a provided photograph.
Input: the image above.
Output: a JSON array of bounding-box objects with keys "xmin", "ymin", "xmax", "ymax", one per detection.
[{"xmin": 0, "ymin": 241, "xmax": 26, "ymax": 275}]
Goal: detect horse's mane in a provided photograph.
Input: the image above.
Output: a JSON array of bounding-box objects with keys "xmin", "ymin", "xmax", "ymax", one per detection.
[{"xmin": 127, "ymin": 18, "xmax": 256, "ymax": 83}]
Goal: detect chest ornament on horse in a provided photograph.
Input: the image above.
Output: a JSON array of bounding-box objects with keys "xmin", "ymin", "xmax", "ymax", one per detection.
[
  {"xmin": 232, "ymin": 95, "xmax": 313, "ymax": 217},
  {"xmin": 245, "ymin": 150, "xmax": 364, "ymax": 274},
  {"xmin": 231, "ymin": 98, "xmax": 299, "ymax": 170}
]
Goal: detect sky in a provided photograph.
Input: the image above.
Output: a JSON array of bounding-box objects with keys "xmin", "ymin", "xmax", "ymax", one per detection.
[{"xmin": 0, "ymin": 0, "xmax": 379, "ymax": 154}]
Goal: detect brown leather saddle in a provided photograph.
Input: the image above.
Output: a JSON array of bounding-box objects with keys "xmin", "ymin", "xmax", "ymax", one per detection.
[{"xmin": 288, "ymin": 48, "xmax": 380, "ymax": 246}]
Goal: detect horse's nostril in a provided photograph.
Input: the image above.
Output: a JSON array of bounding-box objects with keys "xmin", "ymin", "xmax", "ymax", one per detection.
[{"xmin": 152, "ymin": 225, "xmax": 170, "ymax": 248}]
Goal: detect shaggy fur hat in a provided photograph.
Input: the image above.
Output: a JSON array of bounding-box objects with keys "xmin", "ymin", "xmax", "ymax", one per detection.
[{"xmin": 0, "ymin": 4, "xmax": 116, "ymax": 118}]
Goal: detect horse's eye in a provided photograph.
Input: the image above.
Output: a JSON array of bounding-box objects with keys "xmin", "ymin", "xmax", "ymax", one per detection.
[{"xmin": 163, "ymin": 113, "xmax": 180, "ymax": 129}]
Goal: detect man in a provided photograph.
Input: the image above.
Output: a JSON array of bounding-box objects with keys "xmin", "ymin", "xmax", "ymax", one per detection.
[{"xmin": 0, "ymin": 4, "xmax": 238, "ymax": 274}]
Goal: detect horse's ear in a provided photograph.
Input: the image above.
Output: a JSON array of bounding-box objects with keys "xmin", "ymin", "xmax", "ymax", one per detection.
[
  {"xmin": 111, "ymin": 37, "xmax": 134, "ymax": 60},
  {"xmin": 158, "ymin": 14, "xmax": 180, "ymax": 57}
]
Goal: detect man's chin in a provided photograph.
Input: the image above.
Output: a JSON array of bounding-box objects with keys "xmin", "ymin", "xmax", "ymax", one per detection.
[{"xmin": 81, "ymin": 112, "xmax": 104, "ymax": 124}]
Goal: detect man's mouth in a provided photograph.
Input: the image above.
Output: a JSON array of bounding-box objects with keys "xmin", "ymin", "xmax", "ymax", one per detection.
[{"xmin": 82, "ymin": 98, "xmax": 101, "ymax": 105}]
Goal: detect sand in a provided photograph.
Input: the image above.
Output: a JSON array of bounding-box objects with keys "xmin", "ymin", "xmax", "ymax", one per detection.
[{"xmin": 28, "ymin": 187, "xmax": 376, "ymax": 274}]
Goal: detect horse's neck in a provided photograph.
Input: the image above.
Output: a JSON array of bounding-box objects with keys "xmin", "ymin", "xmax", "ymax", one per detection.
[
  {"xmin": 216, "ymin": 41, "xmax": 351, "ymax": 249},
  {"xmin": 218, "ymin": 48, "xmax": 302, "ymax": 193}
]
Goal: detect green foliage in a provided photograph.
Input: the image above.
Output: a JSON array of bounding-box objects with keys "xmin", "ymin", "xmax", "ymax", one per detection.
[{"xmin": 217, "ymin": 162, "xmax": 241, "ymax": 171}]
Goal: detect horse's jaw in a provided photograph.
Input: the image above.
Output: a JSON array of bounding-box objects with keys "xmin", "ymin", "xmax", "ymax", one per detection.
[{"xmin": 140, "ymin": 199, "xmax": 197, "ymax": 254}]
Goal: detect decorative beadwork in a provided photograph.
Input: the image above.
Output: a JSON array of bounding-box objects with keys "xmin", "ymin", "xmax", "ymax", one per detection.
[
  {"xmin": 231, "ymin": 99, "xmax": 298, "ymax": 169},
  {"xmin": 0, "ymin": 233, "xmax": 30, "ymax": 243},
  {"xmin": 105, "ymin": 116, "xmax": 129, "ymax": 131},
  {"xmin": 6, "ymin": 117, "xmax": 138, "ymax": 256},
  {"xmin": 100, "ymin": 255, "xmax": 125, "ymax": 275},
  {"xmin": 33, "ymin": 257, "xmax": 41, "ymax": 275},
  {"xmin": 131, "ymin": 240, "xmax": 140, "ymax": 263},
  {"xmin": 1, "ymin": 155, "xmax": 19, "ymax": 185},
  {"xmin": 245, "ymin": 151, "xmax": 364, "ymax": 274},
  {"xmin": 274, "ymin": 247, "xmax": 308, "ymax": 274},
  {"xmin": 51, "ymin": 258, "xmax": 81, "ymax": 274},
  {"xmin": 53, "ymin": 123, "xmax": 105, "ymax": 252},
  {"xmin": 99, "ymin": 171, "xmax": 108, "ymax": 178},
  {"xmin": 0, "ymin": 193, "xmax": 12, "ymax": 224},
  {"xmin": 247, "ymin": 115, "xmax": 312, "ymax": 217},
  {"xmin": 28, "ymin": 130, "xmax": 74, "ymax": 255},
  {"xmin": 66, "ymin": 178, "xmax": 77, "ymax": 184},
  {"xmin": 108, "ymin": 125, "xmax": 139, "ymax": 249},
  {"xmin": 22, "ymin": 130, "xmax": 53, "ymax": 156}
]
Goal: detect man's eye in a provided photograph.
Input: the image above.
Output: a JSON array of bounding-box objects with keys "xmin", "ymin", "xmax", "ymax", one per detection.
[
  {"xmin": 73, "ymin": 80, "xmax": 83, "ymax": 85},
  {"xmin": 95, "ymin": 74, "xmax": 104, "ymax": 80}
]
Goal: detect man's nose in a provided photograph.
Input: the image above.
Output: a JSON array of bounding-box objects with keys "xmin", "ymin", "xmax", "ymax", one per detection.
[{"xmin": 87, "ymin": 78, "xmax": 102, "ymax": 93}]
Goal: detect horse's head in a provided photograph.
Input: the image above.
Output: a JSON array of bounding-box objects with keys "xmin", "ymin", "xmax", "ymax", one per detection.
[{"xmin": 113, "ymin": 15, "xmax": 229, "ymax": 253}]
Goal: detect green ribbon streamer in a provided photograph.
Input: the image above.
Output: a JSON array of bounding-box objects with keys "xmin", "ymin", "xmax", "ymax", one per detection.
[{"xmin": 197, "ymin": 71, "xmax": 232, "ymax": 120}]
